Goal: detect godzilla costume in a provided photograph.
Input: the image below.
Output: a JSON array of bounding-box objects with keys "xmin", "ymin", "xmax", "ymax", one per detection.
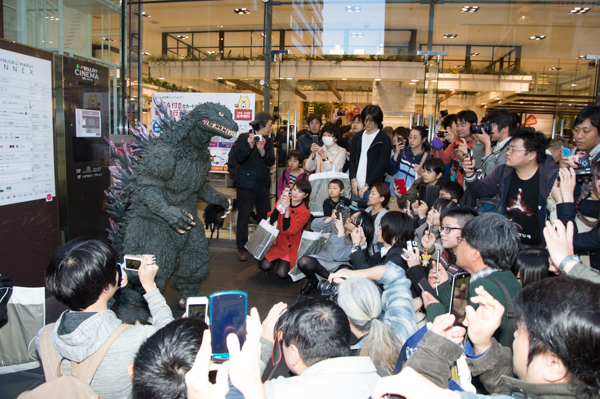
[{"xmin": 106, "ymin": 100, "xmax": 237, "ymax": 324}]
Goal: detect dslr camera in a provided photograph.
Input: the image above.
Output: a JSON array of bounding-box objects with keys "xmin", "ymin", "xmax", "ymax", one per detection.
[
  {"xmin": 335, "ymin": 204, "xmax": 351, "ymax": 222},
  {"xmin": 437, "ymin": 130, "xmax": 446, "ymax": 138},
  {"xmin": 317, "ymin": 280, "xmax": 339, "ymax": 301},
  {"xmin": 575, "ymin": 152, "xmax": 592, "ymax": 182},
  {"xmin": 470, "ymin": 122, "xmax": 492, "ymax": 135}
]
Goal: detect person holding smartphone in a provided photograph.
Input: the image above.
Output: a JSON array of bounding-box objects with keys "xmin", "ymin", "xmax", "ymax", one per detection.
[
  {"xmin": 305, "ymin": 122, "xmax": 347, "ymax": 173},
  {"xmin": 259, "ymin": 180, "xmax": 312, "ymax": 279},
  {"xmin": 39, "ymin": 240, "xmax": 174, "ymax": 399}
]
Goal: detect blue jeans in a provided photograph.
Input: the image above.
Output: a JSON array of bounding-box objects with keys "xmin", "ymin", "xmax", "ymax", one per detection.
[{"xmin": 350, "ymin": 189, "xmax": 370, "ymax": 211}]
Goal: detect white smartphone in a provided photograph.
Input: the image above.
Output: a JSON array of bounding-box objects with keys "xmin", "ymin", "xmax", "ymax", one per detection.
[
  {"xmin": 187, "ymin": 296, "xmax": 209, "ymax": 325},
  {"xmin": 406, "ymin": 240, "xmax": 413, "ymax": 252},
  {"xmin": 123, "ymin": 255, "xmax": 143, "ymax": 272}
]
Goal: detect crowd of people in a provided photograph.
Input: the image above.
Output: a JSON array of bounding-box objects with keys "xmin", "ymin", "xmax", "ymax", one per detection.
[{"xmin": 30, "ymin": 104, "xmax": 600, "ymax": 398}]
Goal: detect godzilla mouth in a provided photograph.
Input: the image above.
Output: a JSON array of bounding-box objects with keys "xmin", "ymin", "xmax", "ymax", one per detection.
[{"xmin": 202, "ymin": 120, "xmax": 235, "ymax": 137}]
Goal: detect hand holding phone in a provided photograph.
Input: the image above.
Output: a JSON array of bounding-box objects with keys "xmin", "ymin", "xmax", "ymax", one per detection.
[
  {"xmin": 210, "ymin": 291, "xmax": 248, "ymax": 361},
  {"xmin": 395, "ymin": 179, "xmax": 408, "ymax": 195},
  {"xmin": 187, "ymin": 296, "xmax": 209, "ymax": 325}
]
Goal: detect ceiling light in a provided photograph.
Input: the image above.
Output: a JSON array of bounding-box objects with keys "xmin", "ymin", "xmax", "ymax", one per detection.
[
  {"xmin": 570, "ymin": 7, "xmax": 590, "ymax": 14},
  {"xmin": 158, "ymin": 78, "xmax": 164, "ymax": 80},
  {"xmin": 188, "ymin": 86, "xmax": 193, "ymax": 88},
  {"xmin": 217, "ymin": 77, "xmax": 223, "ymax": 80},
  {"xmin": 346, "ymin": 6, "xmax": 361, "ymax": 12},
  {"xmin": 351, "ymin": 32, "xmax": 363, "ymax": 38},
  {"xmin": 495, "ymin": 97, "xmax": 500, "ymax": 100},
  {"xmin": 411, "ymin": 79, "xmax": 419, "ymax": 82},
  {"xmin": 443, "ymin": 34, "xmax": 458, "ymax": 39},
  {"xmin": 529, "ymin": 35, "xmax": 546, "ymax": 40},
  {"xmin": 461, "ymin": 6, "xmax": 479, "ymax": 12},
  {"xmin": 233, "ymin": 8, "xmax": 249, "ymax": 14},
  {"xmin": 455, "ymin": 65, "xmax": 464, "ymax": 68},
  {"xmin": 102, "ymin": 37, "xmax": 115, "ymax": 42},
  {"xmin": 375, "ymin": 78, "xmax": 381, "ymax": 81},
  {"xmin": 409, "ymin": 82, "xmax": 415, "ymax": 85},
  {"xmin": 578, "ymin": 55, "xmax": 586, "ymax": 59},
  {"xmin": 571, "ymin": 84, "xmax": 577, "ymax": 86},
  {"xmin": 470, "ymin": 52, "xmax": 480, "ymax": 56},
  {"xmin": 550, "ymin": 67, "xmax": 561, "ymax": 70},
  {"xmin": 341, "ymin": 78, "xmax": 347, "ymax": 80},
  {"xmin": 207, "ymin": 51, "xmax": 216, "ymax": 54},
  {"xmin": 142, "ymin": 52, "xmax": 151, "ymax": 56},
  {"xmin": 432, "ymin": 80, "xmax": 438, "ymax": 82},
  {"xmin": 287, "ymin": 77, "xmax": 293, "ymax": 80},
  {"xmin": 176, "ymin": 35, "xmax": 189, "ymax": 39}
]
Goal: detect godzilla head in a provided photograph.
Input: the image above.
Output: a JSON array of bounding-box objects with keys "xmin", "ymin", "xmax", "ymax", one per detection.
[{"xmin": 188, "ymin": 102, "xmax": 238, "ymax": 143}]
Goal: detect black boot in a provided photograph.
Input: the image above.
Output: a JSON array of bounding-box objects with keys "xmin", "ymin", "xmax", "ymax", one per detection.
[{"xmin": 301, "ymin": 281, "xmax": 317, "ymax": 295}]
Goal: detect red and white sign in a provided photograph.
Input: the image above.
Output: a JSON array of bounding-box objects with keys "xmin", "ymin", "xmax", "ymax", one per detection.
[
  {"xmin": 234, "ymin": 109, "xmax": 252, "ymax": 120},
  {"xmin": 46, "ymin": 193, "xmax": 52, "ymax": 202},
  {"xmin": 353, "ymin": 107, "xmax": 361, "ymax": 115},
  {"xmin": 525, "ymin": 115, "xmax": 538, "ymax": 126}
]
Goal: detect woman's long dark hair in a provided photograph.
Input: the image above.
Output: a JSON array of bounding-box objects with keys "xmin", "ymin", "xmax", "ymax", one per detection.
[{"xmin": 380, "ymin": 211, "xmax": 415, "ymax": 249}]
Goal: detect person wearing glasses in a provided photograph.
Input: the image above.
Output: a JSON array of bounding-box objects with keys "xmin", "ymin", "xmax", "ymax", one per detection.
[
  {"xmin": 464, "ymin": 127, "xmax": 558, "ymax": 248},
  {"xmin": 474, "ymin": 109, "xmax": 518, "ymax": 176}
]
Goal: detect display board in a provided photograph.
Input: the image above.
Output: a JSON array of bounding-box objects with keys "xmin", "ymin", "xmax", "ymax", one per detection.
[
  {"xmin": 0, "ymin": 39, "xmax": 59, "ymax": 287},
  {"xmin": 152, "ymin": 93, "xmax": 256, "ymax": 173},
  {"xmin": 0, "ymin": 48, "xmax": 54, "ymax": 206}
]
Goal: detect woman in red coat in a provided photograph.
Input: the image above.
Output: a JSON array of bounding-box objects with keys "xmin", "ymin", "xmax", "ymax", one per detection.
[{"xmin": 259, "ymin": 179, "xmax": 312, "ymax": 279}]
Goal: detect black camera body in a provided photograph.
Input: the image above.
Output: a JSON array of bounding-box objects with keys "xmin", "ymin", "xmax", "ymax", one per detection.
[
  {"xmin": 440, "ymin": 109, "xmax": 448, "ymax": 118},
  {"xmin": 575, "ymin": 153, "xmax": 592, "ymax": 182},
  {"xmin": 437, "ymin": 130, "xmax": 446, "ymax": 138},
  {"xmin": 254, "ymin": 135, "xmax": 263, "ymax": 142},
  {"xmin": 317, "ymin": 280, "xmax": 339, "ymax": 300},
  {"xmin": 470, "ymin": 122, "xmax": 492, "ymax": 135},
  {"xmin": 335, "ymin": 204, "xmax": 351, "ymax": 222},
  {"xmin": 337, "ymin": 110, "xmax": 345, "ymax": 116}
]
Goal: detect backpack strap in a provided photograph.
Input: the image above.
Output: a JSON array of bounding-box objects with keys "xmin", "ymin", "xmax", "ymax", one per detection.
[
  {"xmin": 38, "ymin": 323, "xmax": 62, "ymax": 382},
  {"xmin": 71, "ymin": 323, "xmax": 132, "ymax": 384},
  {"xmin": 487, "ymin": 277, "xmax": 517, "ymax": 348}
]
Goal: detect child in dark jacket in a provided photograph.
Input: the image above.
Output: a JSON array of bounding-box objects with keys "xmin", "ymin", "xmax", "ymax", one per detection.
[{"xmin": 323, "ymin": 179, "xmax": 352, "ymax": 217}]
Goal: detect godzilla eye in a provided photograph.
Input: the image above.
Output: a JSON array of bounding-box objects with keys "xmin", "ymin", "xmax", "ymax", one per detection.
[{"xmin": 219, "ymin": 112, "xmax": 224, "ymax": 117}]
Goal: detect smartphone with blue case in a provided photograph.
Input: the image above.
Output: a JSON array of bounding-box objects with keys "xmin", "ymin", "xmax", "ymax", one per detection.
[
  {"xmin": 562, "ymin": 147, "xmax": 571, "ymax": 157},
  {"xmin": 209, "ymin": 291, "xmax": 248, "ymax": 361}
]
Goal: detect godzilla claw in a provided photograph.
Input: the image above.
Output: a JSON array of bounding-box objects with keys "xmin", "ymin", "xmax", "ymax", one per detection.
[{"xmin": 221, "ymin": 198, "xmax": 233, "ymax": 219}]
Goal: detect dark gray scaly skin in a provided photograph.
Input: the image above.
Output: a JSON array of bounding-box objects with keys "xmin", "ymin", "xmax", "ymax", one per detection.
[{"xmin": 106, "ymin": 101, "xmax": 237, "ymax": 324}]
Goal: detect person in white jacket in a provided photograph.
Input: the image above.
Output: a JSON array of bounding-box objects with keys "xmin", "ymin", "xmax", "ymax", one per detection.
[{"xmin": 305, "ymin": 122, "xmax": 347, "ymax": 173}]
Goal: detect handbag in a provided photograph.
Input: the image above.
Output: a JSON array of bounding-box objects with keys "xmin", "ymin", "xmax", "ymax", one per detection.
[
  {"xmin": 245, "ymin": 219, "xmax": 279, "ymax": 260},
  {"xmin": 288, "ymin": 231, "xmax": 330, "ymax": 282}
]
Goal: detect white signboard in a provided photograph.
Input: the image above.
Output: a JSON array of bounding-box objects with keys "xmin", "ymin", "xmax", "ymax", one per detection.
[
  {"xmin": 152, "ymin": 92, "xmax": 255, "ymax": 173},
  {"xmin": 75, "ymin": 108, "xmax": 101, "ymax": 137},
  {"xmin": 0, "ymin": 49, "xmax": 54, "ymax": 206}
]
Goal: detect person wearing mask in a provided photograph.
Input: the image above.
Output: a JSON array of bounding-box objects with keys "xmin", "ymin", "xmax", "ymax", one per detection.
[{"xmin": 305, "ymin": 122, "xmax": 347, "ymax": 173}]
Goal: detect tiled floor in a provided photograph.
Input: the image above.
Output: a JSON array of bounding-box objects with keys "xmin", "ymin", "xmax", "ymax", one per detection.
[{"xmin": 0, "ymin": 239, "xmax": 316, "ymax": 399}]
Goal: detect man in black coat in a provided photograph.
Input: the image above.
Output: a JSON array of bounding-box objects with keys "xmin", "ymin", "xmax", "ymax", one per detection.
[{"xmin": 230, "ymin": 111, "xmax": 275, "ymax": 261}]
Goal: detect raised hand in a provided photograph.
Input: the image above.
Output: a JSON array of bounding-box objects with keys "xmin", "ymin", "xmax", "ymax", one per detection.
[{"xmin": 464, "ymin": 286, "xmax": 505, "ymax": 355}]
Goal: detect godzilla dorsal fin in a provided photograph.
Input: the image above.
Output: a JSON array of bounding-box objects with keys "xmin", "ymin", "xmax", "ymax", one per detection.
[{"xmin": 153, "ymin": 97, "xmax": 179, "ymax": 133}]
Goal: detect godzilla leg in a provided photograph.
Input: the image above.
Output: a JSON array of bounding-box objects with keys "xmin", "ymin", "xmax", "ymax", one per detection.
[
  {"xmin": 170, "ymin": 224, "xmax": 210, "ymax": 307},
  {"xmin": 119, "ymin": 218, "xmax": 179, "ymax": 324}
]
